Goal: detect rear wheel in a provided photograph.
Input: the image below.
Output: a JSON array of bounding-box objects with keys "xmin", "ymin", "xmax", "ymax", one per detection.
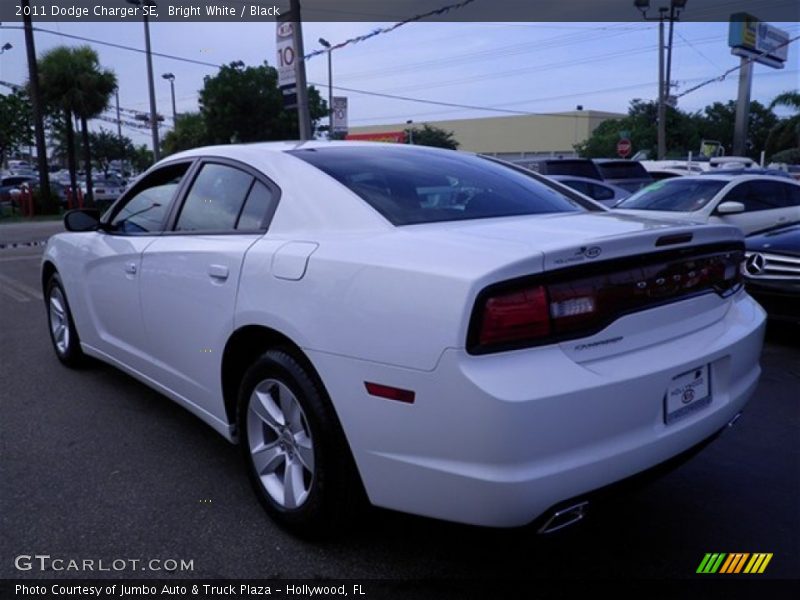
[
  {"xmin": 46, "ymin": 273, "xmax": 84, "ymax": 367},
  {"xmin": 238, "ymin": 350, "xmax": 361, "ymax": 537}
]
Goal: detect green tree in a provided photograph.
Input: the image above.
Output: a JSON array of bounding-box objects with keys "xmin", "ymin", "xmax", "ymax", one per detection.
[
  {"xmin": 130, "ymin": 144, "xmax": 154, "ymax": 174},
  {"xmin": 161, "ymin": 112, "xmax": 208, "ymax": 155},
  {"xmin": 90, "ymin": 128, "xmax": 134, "ymax": 177},
  {"xmin": 199, "ymin": 61, "xmax": 327, "ymax": 144},
  {"xmin": 698, "ymin": 100, "xmax": 777, "ymax": 158},
  {"xmin": 406, "ymin": 123, "xmax": 459, "ymax": 149},
  {"xmin": 766, "ymin": 91, "xmax": 800, "ymax": 160},
  {"xmin": 576, "ymin": 99, "xmax": 701, "ymax": 159},
  {"xmin": 37, "ymin": 46, "xmax": 117, "ymax": 207},
  {"xmin": 0, "ymin": 91, "xmax": 33, "ymax": 167}
]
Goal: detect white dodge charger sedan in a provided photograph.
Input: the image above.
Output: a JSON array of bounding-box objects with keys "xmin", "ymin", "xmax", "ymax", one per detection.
[{"xmin": 42, "ymin": 142, "xmax": 765, "ymax": 535}]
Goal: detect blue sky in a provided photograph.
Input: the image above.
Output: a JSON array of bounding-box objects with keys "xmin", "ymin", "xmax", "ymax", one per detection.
[{"xmin": 1, "ymin": 20, "xmax": 798, "ymax": 147}]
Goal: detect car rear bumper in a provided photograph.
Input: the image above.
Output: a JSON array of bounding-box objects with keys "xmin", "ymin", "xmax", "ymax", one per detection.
[{"xmin": 308, "ymin": 292, "xmax": 766, "ymax": 527}]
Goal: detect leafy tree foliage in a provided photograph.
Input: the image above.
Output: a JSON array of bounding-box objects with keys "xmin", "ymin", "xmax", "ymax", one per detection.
[
  {"xmin": 199, "ymin": 61, "xmax": 327, "ymax": 144},
  {"xmin": 577, "ymin": 98, "xmax": 781, "ymax": 161},
  {"xmin": 161, "ymin": 112, "xmax": 208, "ymax": 156},
  {"xmin": 405, "ymin": 123, "xmax": 459, "ymax": 150},
  {"xmin": 130, "ymin": 144, "xmax": 154, "ymax": 173},
  {"xmin": 766, "ymin": 91, "xmax": 800, "ymax": 161},
  {"xmin": 698, "ymin": 100, "xmax": 776, "ymax": 157},
  {"xmin": 89, "ymin": 128, "xmax": 134, "ymax": 177},
  {"xmin": 0, "ymin": 91, "xmax": 33, "ymax": 167},
  {"xmin": 38, "ymin": 45, "xmax": 116, "ymax": 207}
]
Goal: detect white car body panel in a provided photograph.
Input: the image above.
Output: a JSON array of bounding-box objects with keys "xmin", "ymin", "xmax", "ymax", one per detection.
[
  {"xmin": 616, "ymin": 175, "xmax": 800, "ymax": 235},
  {"xmin": 42, "ymin": 141, "xmax": 766, "ymax": 527}
]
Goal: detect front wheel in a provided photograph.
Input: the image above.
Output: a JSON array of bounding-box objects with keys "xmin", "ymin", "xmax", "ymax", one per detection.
[
  {"xmin": 46, "ymin": 273, "xmax": 84, "ymax": 367},
  {"xmin": 238, "ymin": 350, "xmax": 361, "ymax": 537}
]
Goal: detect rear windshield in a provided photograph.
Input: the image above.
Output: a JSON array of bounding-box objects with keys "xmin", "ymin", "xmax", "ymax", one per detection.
[
  {"xmin": 288, "ymin": 146, "xmax": 583, "ymax": 225},
  {"xmin": 616, "ymin": 179, "xmax": 727, "ymax": 212},
  {"xmin": 595, "ymin": 161, "xmax": 651, "ymax": 180},
  {"xmin": 538, "ymin": 160, "xmax": 601, "ymax": 179}
]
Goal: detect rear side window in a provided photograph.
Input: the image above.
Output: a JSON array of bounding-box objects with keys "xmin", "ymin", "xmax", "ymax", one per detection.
[
  {"xmin": 595, "ymin": 161, "xmax": 650, "ymax": 179},
  {"xmin": 236, "ymin": 181, "xmax": 274, "ymax": 230},
  {"xmin": 541, "ymin": 160, "xmax": 601, "ymax": 179},
  {"xmin": 288, "ymin": 147, "xmax": 583, "ymax": 226},
  {"xmin": 590, "ymin": 183, "xmax": 615, "ymax": 201},
  {"xmin": 724, "ymin": 181, "xmax": 790, "ymax": 212},
  {"xmin": 176, "ymin": 164, "xmax": 254, "ymax": 231}
]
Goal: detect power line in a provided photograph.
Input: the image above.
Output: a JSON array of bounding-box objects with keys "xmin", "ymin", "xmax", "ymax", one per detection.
[
  {"xmin": 0, "ymin": 25, "xmax": 223, "ymax": 69},
  {"xmin": 348, "ymin": 68, "xmax": 799, "ymax": 124},
  {"xmin": 676, "ymin": 34, "xmax": 800, "ymax": 99},
  {"xmin": 302, "ymin": 0, "xmax": 477, "ymax": 60}
]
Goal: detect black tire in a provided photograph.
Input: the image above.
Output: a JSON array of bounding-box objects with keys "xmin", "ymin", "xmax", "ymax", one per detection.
[
  {"xmin": 237, "ymin": 349, "xmax": 362, "ymax": 537},
  {"xmin": 45, "ymin": 273, "xmax": 85, "ymax": 367}
]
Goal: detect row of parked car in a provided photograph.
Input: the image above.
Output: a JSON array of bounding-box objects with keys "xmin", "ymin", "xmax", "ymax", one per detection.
[
  {"xmin": 0, "ymin": 168, "xmax": 129, "ymax": 213},
  {"xmin": 523, "ymin": 156, "xmax": 799, "ymax": 324}
]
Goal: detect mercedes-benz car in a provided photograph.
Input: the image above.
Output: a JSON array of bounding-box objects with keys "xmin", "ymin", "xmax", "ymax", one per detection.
[
  {"xmin": 42, "ymin": 142, "xmax": 765, "ymax": 536},
  {"xmin": 743, "ymin": 223, "xmax": 800, "ymax": 323}
]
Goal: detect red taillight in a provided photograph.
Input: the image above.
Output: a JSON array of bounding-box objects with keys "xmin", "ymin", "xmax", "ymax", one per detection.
[
  {"xmin": 479, "ymin": 285, "xmax": 550, "ymax": 346},
  {"xmin": 469, "ymin": 247, "xmax": 743, "ymax": 354}
]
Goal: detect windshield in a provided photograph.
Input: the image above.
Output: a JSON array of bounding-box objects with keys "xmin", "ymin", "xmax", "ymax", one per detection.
[
  {"xmin": 616, "ymin": 179, "xmax": 727, "ymax": 212},
  {"xmin": 289, "ymin": 146, "xmax": 583, "ymax": 225}
]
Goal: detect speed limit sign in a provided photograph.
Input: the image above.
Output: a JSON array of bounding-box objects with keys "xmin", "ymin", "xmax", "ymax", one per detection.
[{"xmin": 276, "ymin": 20, "xmax": 296, "ymax": 88}]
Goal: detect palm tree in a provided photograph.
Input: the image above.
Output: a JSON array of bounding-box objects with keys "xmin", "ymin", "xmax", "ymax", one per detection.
[
  {"xmin": 766, "ymin": 91, "xmax": 800, "ymax": 160},
  {"xmin": 71, "ymin": 47, "xmax": 117, "ymax": 205},
  {"xmin": 37, "ymin": 46, "xmax": 116, "ymax": 206},
  {"xmin": 38, "ymin": 46, "xmax": 81, "ymax": 203}
]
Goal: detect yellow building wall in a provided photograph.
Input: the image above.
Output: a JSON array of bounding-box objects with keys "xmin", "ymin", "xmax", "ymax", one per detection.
[{"xmin": 348, "ymin": 111, "xmax": 624, "ymax": 156}]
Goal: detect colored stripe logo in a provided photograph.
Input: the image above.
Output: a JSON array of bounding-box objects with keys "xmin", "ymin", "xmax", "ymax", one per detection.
[{"xmin": 697, "ymin": 553, "xmax": 773, "ymax": 574}]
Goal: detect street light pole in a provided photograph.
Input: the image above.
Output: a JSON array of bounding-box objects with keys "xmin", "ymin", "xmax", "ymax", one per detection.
[
  {"xmin": 128, "ymin": 0, "xmax": 160, "ymax": 161},
  {"xmin": 406, "ymin": 120, "xmax": 414, "ymax": 144},
  {"xmin": 162, "ymin": 73, "xmax": 177, "ymax": 124},
  {"xmin": 634, "ymin": 0, "xmax": 687, "ymax": 160},
  {"xmin": 319, "ymin": 38, "xmax": 333, "ymax": 138}
]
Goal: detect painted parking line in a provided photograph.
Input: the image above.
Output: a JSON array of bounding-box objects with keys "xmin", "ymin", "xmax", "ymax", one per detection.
[{"xmin": 0, "ymin": 272, "xmax": 43, "ymax": 301}]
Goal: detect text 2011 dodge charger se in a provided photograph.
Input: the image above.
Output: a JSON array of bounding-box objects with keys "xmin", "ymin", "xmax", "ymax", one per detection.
[{"xmin": 42, "ymin": 142, "xmax": 765, "ymax": 535}]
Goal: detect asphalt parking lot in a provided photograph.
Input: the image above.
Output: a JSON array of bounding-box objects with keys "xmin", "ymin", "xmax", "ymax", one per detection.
[{"xmin": 1, "ymin": 221, "xmax": 798, "ymax": 585}]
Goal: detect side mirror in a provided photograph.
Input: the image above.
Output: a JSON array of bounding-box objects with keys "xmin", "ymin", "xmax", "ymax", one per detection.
[
  {"xmin": 716, "ymin": 201, "xmax": 745, "ymax": 215},
  {"xmin": 64, "ymin": 209, "xmax": 101, "ymax": 232}
]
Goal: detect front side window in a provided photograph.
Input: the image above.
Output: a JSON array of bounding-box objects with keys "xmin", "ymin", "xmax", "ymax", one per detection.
[
  {"xmin": 288, "ymin": 147, "xmax": 582, "ymax": 225},
  {"xmin": 590, "ymin": 183, "xmax": 615, "ymax": 201},
  {"xmin": 176, "ymin": 163, "xmax": 254, "ymax": 231},
  {"xmin": 616, "ymin": 179, "xmax": 727, "ymax": 212},
  {"xmin": 109, "ymin": 163, "xmax": 189, "ymax": 233}
]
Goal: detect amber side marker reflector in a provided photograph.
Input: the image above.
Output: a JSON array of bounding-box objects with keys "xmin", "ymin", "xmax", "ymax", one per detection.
[{"xmin": 364, "ymin": 382, "xmax": 415, "ymax": 404}]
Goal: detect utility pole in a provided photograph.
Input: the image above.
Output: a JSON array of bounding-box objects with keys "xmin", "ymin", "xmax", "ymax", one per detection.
[
  {"xmin": 635, "ymin": 0, "xmax": 688, "ymax": 160},
  {"xmin": 127, "ymin": 0, "xmax": 160, "ymax": 160},
  {"xmin": 657, "ymin": 9, "xmax": 666, "ymax": 160},
  {"xmin": 21, "ymin": 0, "xmax": 53, "ymax": 212},
  {"xmin": 115, "ymin": 88, "xmax": 123, "ymax": 140},
  {"xmin": 290, "ymin": 0, "xmax": 312, "ymax": 140}
]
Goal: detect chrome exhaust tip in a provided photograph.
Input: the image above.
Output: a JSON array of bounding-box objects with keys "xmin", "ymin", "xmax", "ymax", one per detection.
[{"xmin": 537, "ymin": 501, "xmax": 589, "ymax": 534}]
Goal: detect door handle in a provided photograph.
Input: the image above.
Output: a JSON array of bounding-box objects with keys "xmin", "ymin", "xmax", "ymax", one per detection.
[
  {"xmin": 208, "ymin": 264, "xmax": 229, "ymax": 281},
  {"xmin": 125, "ymin": 262, "xmax": 137, "ymax": 275}
]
